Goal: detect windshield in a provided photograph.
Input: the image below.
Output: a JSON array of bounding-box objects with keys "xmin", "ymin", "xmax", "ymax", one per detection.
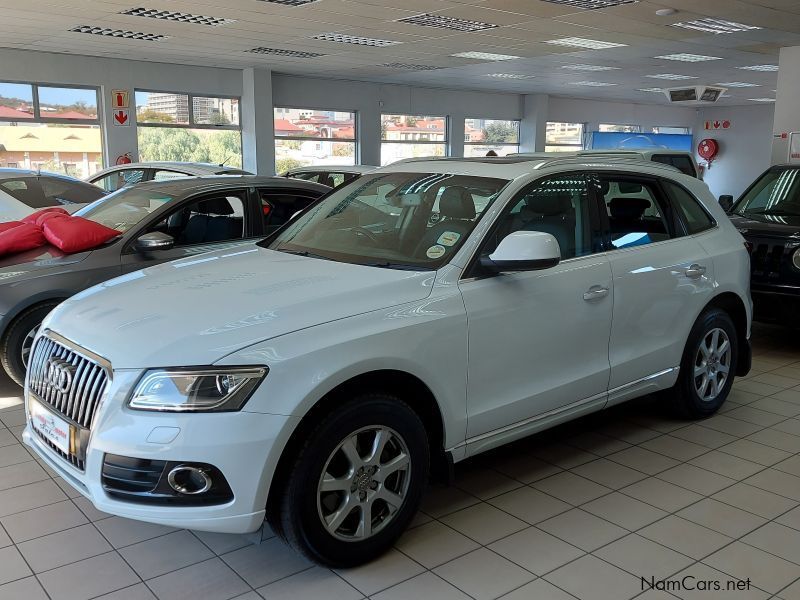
[
  {"xmin": 736, "ymin": 168, "xmax": 800, "ymax": 216},
  {"xmin": 264, "ymin": 172, "xmax": 509, "ymax": 269},
  {"xmin": 76, "ymin": 188, "xmax": 176, "ymax": 232}
]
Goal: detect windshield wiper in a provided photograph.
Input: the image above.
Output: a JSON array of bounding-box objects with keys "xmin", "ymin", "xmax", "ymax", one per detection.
[
  {"xmin": 363, "ymin": 261, "xmax": 431, "ymax": 271},
  {"xmin": 275, "ymin": 247, "xmax": 333, "ymax": 261}
]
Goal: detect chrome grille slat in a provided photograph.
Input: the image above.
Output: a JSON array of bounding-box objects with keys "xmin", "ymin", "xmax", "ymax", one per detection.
[{"xmin": 78, "ymin": 366, "xmax": 100, "ymax": 425}]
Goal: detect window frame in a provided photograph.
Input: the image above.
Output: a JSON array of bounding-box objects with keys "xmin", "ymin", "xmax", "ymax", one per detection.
[
  {"xmin": 135, "ymin": 89, "xmax": 241, "ymax": 131},
  {"xmin": 274, "ymin": 105, "xmax": 358, "ymax": 157},
  {"xmin": 0, "ymin": 80, "xmax": 100, "ymax": 125},
  {"xmin": 380, "ymin": 113, "xmax": 449, "ymax": 163},
  {"xmin": 545, "ymin": 121, "xmax": 585, "ymax": 152},
  {"xmin": 463, "ymin": 117, "xmax": 521, "ymax": 156}
]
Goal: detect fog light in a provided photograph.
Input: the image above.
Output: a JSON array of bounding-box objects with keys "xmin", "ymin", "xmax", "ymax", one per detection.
[
  {"xmin": 793, "ymin": 247, "xmax": 800, "ymax": 270},
  {"xmin": 167, "ymin": 465, "xmax": 212, "ymax": 495}
]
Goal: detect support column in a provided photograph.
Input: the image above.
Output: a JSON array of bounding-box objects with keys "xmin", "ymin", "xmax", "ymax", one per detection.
[
  {"xmin": 520, "ymin": 94, "xmax": 549, "ymax": 152},
  {"xmin": 772, "ymin": 46, "xmax": 800, "ymax": 164},
  {"xmin": 449, "ymin": 112, "xmax": 466, "ymax": 158},
  {"xmin": 241, "ymin": 68, "xmax": 275, "ymax": 175}
]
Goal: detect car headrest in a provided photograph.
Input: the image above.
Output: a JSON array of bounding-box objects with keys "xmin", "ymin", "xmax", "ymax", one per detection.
[
  {"xmin": 525, "ymin": 192, "xmax": 573, "ymax": 216},
  {"xmin": 440, "ymin": 186, "xmax": 476, "ymax": 220},
  {"xmin": 196, "ymin": 197, "xmax": 234, "ymax": 216},
  {"xmin": 609, "ymin": 197, "xmax": 651, "ymax": 220}
]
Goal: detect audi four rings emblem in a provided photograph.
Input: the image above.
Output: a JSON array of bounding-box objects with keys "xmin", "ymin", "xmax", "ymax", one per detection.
[{"xmin": 44, "ymin": 358, "xmax": 76, "ymax": 394}]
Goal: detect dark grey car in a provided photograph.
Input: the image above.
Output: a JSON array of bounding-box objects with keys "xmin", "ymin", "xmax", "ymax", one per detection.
[{"xmin": 0, "ymin": 175, "xmax": 330, "ymax": 385}]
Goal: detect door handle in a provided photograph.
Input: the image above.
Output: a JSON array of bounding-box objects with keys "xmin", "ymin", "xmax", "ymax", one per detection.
[
  {"xmin": 583, "ymin": 286, "xmax": 609, "ymax": 301},
  {"xmin": 685, "ymin": 264, "xmax": 706, "ymax": 279}
]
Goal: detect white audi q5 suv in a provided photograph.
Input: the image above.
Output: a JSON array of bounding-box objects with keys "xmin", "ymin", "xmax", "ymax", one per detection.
[{"xmin": 23, "ymin": 155, "xmax": 751, "ymax": 567}]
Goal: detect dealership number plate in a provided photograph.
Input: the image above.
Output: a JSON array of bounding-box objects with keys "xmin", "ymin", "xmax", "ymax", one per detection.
[{"xmin": 29, "ymin": 398, "xmax": 72, "ymax": 455}]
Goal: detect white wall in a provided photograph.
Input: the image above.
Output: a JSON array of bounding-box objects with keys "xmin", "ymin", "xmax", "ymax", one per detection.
[
  {"xmin": 694, "ymin": 104, "xmax": 774, "ymax": 199},
  {"xmin": 773, "ymin": 45, "xmax": 800, "ymax": 164},
  {"xmin": 547, "ymin": 96, "xmax": 697, "ymax": 134}
]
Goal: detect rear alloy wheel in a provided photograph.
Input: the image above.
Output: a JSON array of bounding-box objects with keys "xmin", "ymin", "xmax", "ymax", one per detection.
[
  {"xmin": 272, "ymin": 393, "xmax": 429, "ymax": 567},
  {"xmin": 668, "ymin": 307, "xmax": 738, "ymax": 418}
]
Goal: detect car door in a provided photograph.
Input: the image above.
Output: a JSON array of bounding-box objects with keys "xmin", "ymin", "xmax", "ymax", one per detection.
[
  {"xmin": 597, "ymin": 171, "xmax": 715, "ymax": 401},
  {"xmin": 120, "ymin": 188, "xmax": 257, "ymax": 269},
  {"xmin": 459, "ymin": 173, "xmax": 613, "ymax": 440}
]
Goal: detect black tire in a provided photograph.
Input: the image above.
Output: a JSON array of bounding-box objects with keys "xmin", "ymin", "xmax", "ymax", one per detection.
[
  {"xmin": 668, "ymin": 307, "xmax": 738, "ymax": 418},
  {"xmin": 1, "ymin": 302, "xmax": 60, "ymax": 387},
  {"xmin": 271, "ymin": 393, "xmax": 429, "ymax": 567}
]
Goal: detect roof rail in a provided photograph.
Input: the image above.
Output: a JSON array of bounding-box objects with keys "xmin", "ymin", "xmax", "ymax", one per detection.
[{"xmin": 531, "ymin": 155, "xmax": 684, "ymax": 174}]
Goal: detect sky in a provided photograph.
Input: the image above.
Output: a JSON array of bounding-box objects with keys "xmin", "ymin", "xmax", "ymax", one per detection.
[{"xmin": 0, "ymin": 82, "xmax": 96, "ymax": 108}]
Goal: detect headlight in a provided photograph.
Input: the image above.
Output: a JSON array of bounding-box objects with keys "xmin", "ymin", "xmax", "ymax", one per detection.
[
  {"xmin": 128, "ymin": 367, "xmax": 267, "ymax": 412},
  {"xmin": 793, "ymin": 248, "xmax": 800, "ymax": 270}
]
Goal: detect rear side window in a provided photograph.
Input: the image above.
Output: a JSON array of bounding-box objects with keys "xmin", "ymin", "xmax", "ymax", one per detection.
[
  {"xmin": 652, "ymin": 154, "xmax": 696, "ymax": 178},
  {"xmin": 0, "ymin": 178, "xmax": 48, "ymax": 208},
  {"xmin": 663, "ymin": 181, "xmax": 714, "ymax": 234},
  {"xmin": 599, "ymin": 176, "xmax": 674, "ymax": 249}
]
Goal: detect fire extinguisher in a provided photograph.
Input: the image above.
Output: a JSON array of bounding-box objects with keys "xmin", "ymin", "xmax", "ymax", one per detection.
[
  {"xmin": 115, "ymin": 153, "xmax": 133, "ymax": 166},
  {"xmin": 697, "ymin": 139, "xmax": 719, "ymax": 169}
]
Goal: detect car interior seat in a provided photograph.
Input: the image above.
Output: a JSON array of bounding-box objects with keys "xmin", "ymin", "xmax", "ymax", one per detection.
[
  {"xmin": 415, "ymin": 186, "xmax": 476, "ymax": 258},
  {"xmin": 512, "ymin": 191, "xmax": 576, "ymax": 258},
  {"xmin": 181, "ymin": 197, "xmax": 243, "ymax": 244},
  {"xmin": 608, "ymin": 197, "xmax": 651, "ymax": 235}
]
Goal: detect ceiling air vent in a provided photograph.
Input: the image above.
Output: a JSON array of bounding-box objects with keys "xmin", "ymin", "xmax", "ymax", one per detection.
[
  {"xmin": 663, "ymin": 85, "xmax": 727, "ymax": 104},
  {"xmin": 120, "ymin": 8, "xmax": 236, "ymax": 27},
  {"xmin": 245, "ymin": 47, "xmax": 325, "ymax": 58},
  {"xmin": 538, "ymin": 0, "xmax": 637, "ymax": 9},
  {"xmin": 397, "ymin": 14, "xmax": 498, "ymax": 32},
  {"xmin": 69, "ymin": 25, "xmax": 169, "ymax": 41},
  {"xmin": 382, "ymin": 63, "xmax": 442, "ymax": 71},
  {"xmin": 312, "ymin": 33, "xmax": 401, "ymax": 47}
]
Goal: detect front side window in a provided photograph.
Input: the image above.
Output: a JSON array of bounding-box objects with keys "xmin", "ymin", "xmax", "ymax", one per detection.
[
  {"xmin": 663, "ymin": 181, "xmax": 714, "ymax": 234},
  {"xmin": 261, "ymin": 192, "xmax": 318, "ymax": 235},
  {"xmin": 381, "ymin": 114, "xmax": 447, "ymax": 165},
  {"xmin": 266, "ymin": 173, "xmax": 509, "ymax": 269},
  {"xmin": 599, "ymin": 176, "xmax": 673, "ymax": 249},
  {"xmin": 147, "ymin": 193, "xmax": 246, "ymax": 246},
  {"xmin": 92, "ymin": 168, "xmax": 146, "ymax": 192},
  {"xmin": 481, "ymin": 174, "xmax": 595, "ymax": 260},
  {"xmin": 735, "ymin": 168, "xmax": 800, "ymax": 216}
]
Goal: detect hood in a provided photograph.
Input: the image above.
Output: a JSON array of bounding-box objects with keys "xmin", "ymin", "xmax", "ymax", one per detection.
[
  {"xmin": 0, "ymin": 246, "xmax": 91, "ymax": 278},
  {"xmin": 45, "ymin": 245, "xmax": 435, "ymax": 368},
  {"xmin": 728, "ymin": 213, "xmax": 800, "ymax": 239}
]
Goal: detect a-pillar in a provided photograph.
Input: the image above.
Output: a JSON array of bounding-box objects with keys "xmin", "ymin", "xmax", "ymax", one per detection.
[{"xmin": 241, "ymin": 68, "xmax": 276, "ymax": 175}]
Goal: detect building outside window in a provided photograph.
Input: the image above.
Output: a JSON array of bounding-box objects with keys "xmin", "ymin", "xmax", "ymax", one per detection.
[
  {"xmin": 273, "ymin": 107, "xmax": 357, "ymax": 174},
  {"xmin": 0, "ymin": 81, "xmax": 103, "ymax": 178},
  {"xmin": 135, "ymin": 90, "xmax": 242, "ymax": 168},
  {"xmin": 464, "ymin": 118, "xmax": 520, "ymax": 157},
  {"xmin": 381, "ymin": 114, "xmax": 447, "ymax": 165},
  {"xmin": 652, "ymin": 126, "xmax": 691, "ymax": 134},
  {"xmin": 545, "ymin": 122, "xmax": 584, "ymax": 152},
  {"xmin": 599, "ymin": 123, "xmax": 641, "ymax": 133}
]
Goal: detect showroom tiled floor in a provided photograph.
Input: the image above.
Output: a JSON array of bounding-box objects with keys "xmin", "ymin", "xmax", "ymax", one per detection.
[{"xmin": 1, "ymin": 324, "xmax": 800, "ymax": 600}]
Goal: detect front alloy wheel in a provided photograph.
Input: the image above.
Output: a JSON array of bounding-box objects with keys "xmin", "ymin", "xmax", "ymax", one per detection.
[
  {"xmin": 317, "ymin": 426, "xmax": 411, "ymax": 541},
  {"xmin": 272, "ymin": 393, "xmax": 429, "ymax": 567}
]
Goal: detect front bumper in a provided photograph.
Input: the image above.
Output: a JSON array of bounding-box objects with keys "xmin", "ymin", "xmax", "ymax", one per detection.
[
  {"xmin": 751, "ymin": 286, "xmax": 800, "ymax": 325},
  {"xmin": 23, "ymin": 377, "xmax": 299, "ymax": 534}
]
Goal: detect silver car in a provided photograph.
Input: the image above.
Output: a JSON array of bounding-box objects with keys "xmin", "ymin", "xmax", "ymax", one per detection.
[
  {"xmin": 87, "ymin": 161, "xmax": 252, "ymax": 193},
  {"xmin": 0, "ymin": 175, "xmax": 329, "ymax": 385}
]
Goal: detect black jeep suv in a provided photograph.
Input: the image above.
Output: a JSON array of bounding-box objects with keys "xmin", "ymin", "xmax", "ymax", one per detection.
[{"xmin": 724, "ymin": 165, "xmax": 800, "ymax": 325}]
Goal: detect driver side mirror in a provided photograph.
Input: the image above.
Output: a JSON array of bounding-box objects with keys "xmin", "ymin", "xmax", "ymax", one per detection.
[
  {"xmin": 135, "ymin": 232, "xmax": 174, "ymax": 252},
  {"xmin": 719, "ymin": 195, "xmax": 734, "ymax": 212},
  {"xmin": 480, "ymin": 231, "xmax": 561, "ymax": 273}
]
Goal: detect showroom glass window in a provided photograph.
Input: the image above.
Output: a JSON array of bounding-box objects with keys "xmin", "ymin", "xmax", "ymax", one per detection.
[
  {"xmin": 381, "ymin": 114, "xmax": 447, "ymax": 165},
  {"xmin": 0, "ymin": 81, "xmax": 102, "ymax": 178},
  {"xmin": 545, "ymin": 122, "xmax": 584, "ymax": 152},
  {"xmin": 463, "ymin": 118, "xmax": 520, "ymax": 157},
  {"xmin": 274, "ymin": 107, "xmax": 357, "ymax": 174},
  {"xmin": 599, "ymin": 123, "xmax": 641, "ymax": 133},
  {"xmin": 135, "ymin": 90, "xmax": 242, "ymax": 168},
  {"xmin": 652, "ymin": 126, "xmax": 691, "ymax": 134}
]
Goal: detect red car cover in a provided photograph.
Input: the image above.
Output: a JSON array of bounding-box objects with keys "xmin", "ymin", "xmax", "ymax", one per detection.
[
  {"xmin": 42, "ymin": 217, "xmax": 121, "ymax": 253},
  {"xmin": 0, "ymin": 222, "xmax": 47, "ymax": 255},
  {"xmin": 21, "ymin": 207, "xmax": 70, "ymax": 226}
]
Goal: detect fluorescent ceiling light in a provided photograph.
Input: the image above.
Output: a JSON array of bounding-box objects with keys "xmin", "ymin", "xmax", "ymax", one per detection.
[
  {"xmin": 748, "ymin": 97, "xmax": 776, "ymax": 102},
  {"xmin": 312, "ymin": 33, "xmax": 401, "ymax": 47},
  {"xmin": 655, "ymin": 53, "xmax": 722, "ymax": 62},
  {"xmin": 397, "ymin": 14, "xmax": 498, "ymax": 32},
  {"xmin": 538, "ymin": 0, "xmax": 638, "ymax": 9},
  {"xmin": 486, "ymin": 73, "xmax": 536, "ymax": 79},
  {"xmin": 716, "ymin": 81, "xmax": 759, "ymax": 87},
  {"xmin": 545, "ymin": 37, "xmax": 627, "ymax": 49},
  {"xmin": 738, "ymin": 64, "xmax": 779, "ymax": 72},
  {"xmin": 120, "ymin": 7, "xmax": 235, "ymax": 26},
  {"xmin": 561, "ymin": 64, "xmax": 620, "ymax": 71},
  {"xmin": 646, "ymin": 73, "xmax": 698, "ymax": 80},
  {"xmin": 245, "ymin": 47, "xmax": 324, "ymax": 57},
  {"xmin": 671, "ymin": 18, "xmax": 761, "ymax": 34},
  {"xmin": 382, "ymin": 62, "xmax": 442, "ymax": 70},
  {"xmin": 68, "ymin": 24, "xmax": 168, "ymax": 41},
  {"xmin": 637, "ymin": 87, "xmax": 663, "ymax": 92},
  {"xmin": 452, "ymin": 51, "xmax": 521, "ymax": 61},
  {"xmin": 568, "ymin": 81, "xmax": 617, "ymax": 86}
]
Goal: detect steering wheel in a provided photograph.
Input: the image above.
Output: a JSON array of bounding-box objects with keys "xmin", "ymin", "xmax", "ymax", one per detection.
[{"xmin": 351, "ymin": 226, "xmax": 379, "ymax": 244}]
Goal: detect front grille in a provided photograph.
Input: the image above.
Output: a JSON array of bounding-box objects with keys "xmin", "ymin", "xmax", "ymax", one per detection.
[
  {"xmin": 750, "ymin": 241, "xmax": 787, "ymax": 280},
  {"xmin": 102, "ymin": 454, "xmax": 167, "ymax": 493},
  {"xmin": 28, "ymin": 335, "xmax": 109, "ymax": 429},
  {"xmin": 33, "ymin": 427, "xmax": 82, "ymax": 470}
]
